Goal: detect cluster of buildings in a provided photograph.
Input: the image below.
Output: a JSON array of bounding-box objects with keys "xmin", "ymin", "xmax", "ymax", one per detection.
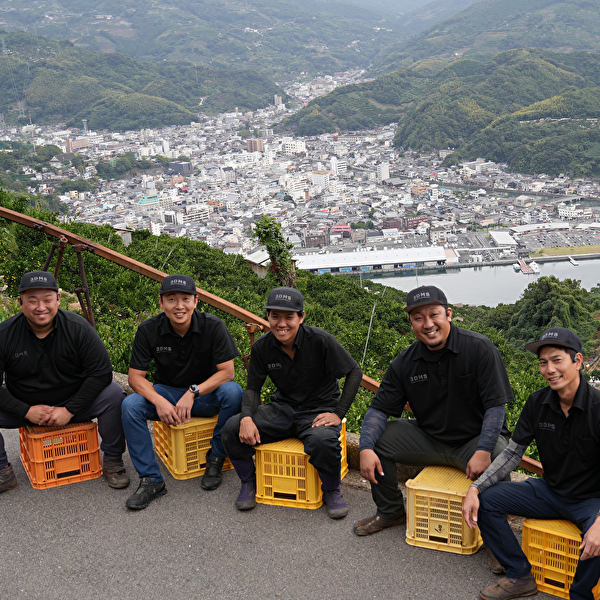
[{"xmin": 1, "ymin": 73, "xmax": 599, "ymax": 274}]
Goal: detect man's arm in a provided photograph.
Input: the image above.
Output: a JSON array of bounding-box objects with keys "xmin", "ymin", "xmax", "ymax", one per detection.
[
  {"xmin": 358, "ymin": 406, "xmax": 390, "ymax": 484},
  {"xmin": 173, "ymin": 359, "xmax": 235, "ymax": 424},
  {"xmin": 466, "ymin": 404, "xmax": 507, "ymax": 480},
  {"xmin": 581, "ymin": 516, "xmax": 600, "ymax": 560},
  {"xmin": 312, "ymin": 365, "xmax": 363, "ymax": 428},
  {"xmin": 462, "ymin": 440, "xmax": 527, "ymax": 529},
  {"xmin": 128, "ymin": 368, "xmax": 181, "ymax": 426}
]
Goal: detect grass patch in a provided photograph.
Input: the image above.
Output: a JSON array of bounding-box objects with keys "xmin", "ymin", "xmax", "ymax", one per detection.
[{"xmin": 537, "ymin": 245, "xmax": 600, "ymax": 256}]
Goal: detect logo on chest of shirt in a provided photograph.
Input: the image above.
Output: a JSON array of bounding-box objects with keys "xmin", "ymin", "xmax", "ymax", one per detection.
[
  {"xmin": 538, "ymin": 421, "xmax": 556, "ymax": 432},
  {"xmin": 267, "ymin": 362, "xmax": 282, "ymax": 371},
  {"xmin": 409, "ymin": 373, "xmax": 428, "ymax": 384},
  {"xmin": 155, "ymin": 346, "xmax": 172, "ymax": 354},
  {"xmin": 13, "ymin": 350, "xmax": 28, "ymax": 360}
]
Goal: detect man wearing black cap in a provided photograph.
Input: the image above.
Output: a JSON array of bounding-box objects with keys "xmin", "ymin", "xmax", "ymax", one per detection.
[
  {"xmin": 0, "ymin": 271, "xmax": 129, "ymax": 493},
  {"xmin": 221, "ymin": 286, "xmax": 363, "ymax": 519},
  {"xmin": 463, "ymin": 328, "xmax": 600, "ymax": 600},
  {"xmin": 121, "ymin": 274, "xmax": 243, "ymax": 509},
  {"xmin": 354, "ymin": 284, "xmax": 513, "ymax": 536}
]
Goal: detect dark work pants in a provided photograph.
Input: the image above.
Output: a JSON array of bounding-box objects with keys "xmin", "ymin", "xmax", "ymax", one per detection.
[
  {"xmin": 371, "ymin": 418, "xmax": 509, "ymax": 520},
  {"xmin": 478, "ymin": 478, "xmax": 600, "ymax": 600},
  {"xmin": 0, "ymin": 382, "xmax": 127, "ymax": 469},
  {"xmin": 222, "ymin": 402, "xmax": 342, "ymax": 475}
]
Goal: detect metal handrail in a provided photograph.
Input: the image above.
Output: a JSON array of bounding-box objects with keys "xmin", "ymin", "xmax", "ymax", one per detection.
[{"xmin": 0, "ymin": 206, "xmax": 543, "ymax": 476}]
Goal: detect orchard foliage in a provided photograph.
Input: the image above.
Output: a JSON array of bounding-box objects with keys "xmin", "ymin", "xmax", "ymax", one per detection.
[{"xmin": 0, "ymin": 191, "xmax": 598, "ymax": 458}]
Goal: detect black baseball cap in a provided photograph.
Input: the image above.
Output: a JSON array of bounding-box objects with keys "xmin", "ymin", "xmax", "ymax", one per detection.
[
  {"xmin": 525, "ymin": 327, "xmax": 582, "ymax": 355},
  {"xmin": 404, "ymin": 285, "xmax": 448, "ymax": 314},
  {"xmin": 264, "ymin": 287, "xmax": 304, "ymax": 313},
  {"xmin": 160, "ymin": 274, "xmax": 197, "ymax": 295},
  {"xmin": 19, "ymin": 271, "xmax": 59, "ymax": 293}
]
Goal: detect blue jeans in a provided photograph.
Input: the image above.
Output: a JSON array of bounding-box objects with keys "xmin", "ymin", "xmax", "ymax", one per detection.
[
  {"xmin": 121, "ymin": 382, "xmax": 243, "ymax": 482},
  {"xmin": 478, "ymin": 478, "xmax": 600, "ymax": 600}
]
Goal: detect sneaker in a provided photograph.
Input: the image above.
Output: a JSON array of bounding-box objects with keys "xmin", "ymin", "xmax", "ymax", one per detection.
[
  {"xmin": 353, "ymin": 513, "xmax": 406, "ymax": 536},
  {"xmin": 125, "ymin": 477, "xmax": 167, "ymax": 510},
  {"xmin": 479, "ymin": 574, "xmax": 537, "ymax": 600},
  {"xmin": 103, "ymin": 456, "xmax": 130, "ymax": 489},
  {"xmin": 0, "ymin": 464, "xmax": 17, "ymax": 493},
  {"xmin": 201, "ymin": 454, "xmax": 226, "ymax": 490},
  {"xmin": 323, "ymin": 489, "xmax": 348, "ymax": 519}
]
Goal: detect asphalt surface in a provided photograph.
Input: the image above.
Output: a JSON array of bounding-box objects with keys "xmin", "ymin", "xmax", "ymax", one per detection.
[{"xmin": 2, "ymin": 427, "xmax": 557, "ymax": 600}]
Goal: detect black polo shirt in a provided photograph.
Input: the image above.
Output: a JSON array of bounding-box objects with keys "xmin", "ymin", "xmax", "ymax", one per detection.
[
  {"xmin": 0, "ymin": 310, "xmax": 113, "ymax": 417},
  {"xmin": 246, "ymin": 324, "xmax": 359, "ymax": 413},
  {"xmin": 130, "ymin": 311, "xmax": 240, "ymax": 387},
  {"xmin": 512, "ymin": 372, "xmax": 600, "ymax": 499},
  {"xmin": 371, "ymin": 324, "xmax": 513, "ymax": 445}
]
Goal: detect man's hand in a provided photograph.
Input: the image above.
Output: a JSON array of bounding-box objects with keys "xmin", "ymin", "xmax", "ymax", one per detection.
[
  {"xmin": 580, "ymin": 516, "xmax": 600, "ymax": 560},
  {"xmin": 175, "ymin": 391, "xmax": 194, "ymax": 425},
  {"xmin": 25, "ymin": 405, "xmax": 53, "ymax": 425},
  {"xmin": 312, "ymin": 412, "xmax": 341, "ymax": 428},
  {"xmin": 155, "ymin": 397, "xmax": 181, "ymax": 426},
  {"xmin": 239, "ymin": 416, "xmax": 261, "ymax": 446},
  {"xmin": 360, "ymin": 449, "xmax": 384, "ymax": 484},
  {"xmin": 466, "ymin": 450, "xmax": 492, "ymax": 480},
  {"xmin": 462, "ymin": 487, "xmax": 480, "ymax": 529},
  {"xmin": 44, "ymin": 407, "xmax": 74, "ymax": 427}
]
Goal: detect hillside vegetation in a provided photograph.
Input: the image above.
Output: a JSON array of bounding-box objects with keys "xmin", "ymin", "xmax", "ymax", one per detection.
[
  {"xmin": 373, "ymin": 0, "xmax": 600, "ymax": 74},
  {"xmin": 281, "ymin": 48, "xmax": 600, "ymax": 175},
  {"xmin": 1, "ymin": 189, "xmax": 599, "ymax": 461},
  {"xmin": 0, "ymin": 32, "xmax": 284, "ymax": 128}
]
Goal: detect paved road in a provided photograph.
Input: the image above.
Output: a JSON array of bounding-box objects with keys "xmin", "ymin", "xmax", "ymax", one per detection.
[{"xmin": 2, "ymin": 428, "xmax": 556, "ymax": 600}]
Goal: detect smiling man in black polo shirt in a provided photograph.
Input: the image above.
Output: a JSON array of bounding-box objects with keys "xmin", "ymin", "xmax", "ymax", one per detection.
[
  {"xmin": 121, "ymin": 274, "xmax": 243, "ymax": 510},
  {"xmin": 354, "ymin": 285, "xmax": 513, "ymax": 537},
  {"xmin": 0, "ymin": 271, "xmax": 129, "ymax": 494},
  {"xmin": 221, "ymin": 286, "xmax": 363, "ymax": 519},
  {"xmin": 463, "ymin": 328, "xmax": 600, "ymax": 600}
]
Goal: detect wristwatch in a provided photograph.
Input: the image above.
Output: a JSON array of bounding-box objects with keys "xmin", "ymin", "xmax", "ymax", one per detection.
[{"xmin": 188, "ymin": 384, "xmax": 200, "ymax": 399}]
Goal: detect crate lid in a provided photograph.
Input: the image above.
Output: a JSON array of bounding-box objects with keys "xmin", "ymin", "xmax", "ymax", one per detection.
[{"xmin": 406, "ymin": 465, "xmax": 473, "ymax": 494}]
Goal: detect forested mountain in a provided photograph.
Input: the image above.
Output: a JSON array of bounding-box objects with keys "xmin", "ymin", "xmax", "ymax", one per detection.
[
  {"xmin": 373, "ymin": 0, "xmax": 600, "ymax": 74},
  {"xmin": 0, "ymin": 0, "xmax": 400, "ymax": 79},
  {"xmin": 0, "ymin": 32, "xmax": 284, "ymax": 129},
  {"xmin": 280, "ymin": 48, "xmax": 600, "ymax": 175}
]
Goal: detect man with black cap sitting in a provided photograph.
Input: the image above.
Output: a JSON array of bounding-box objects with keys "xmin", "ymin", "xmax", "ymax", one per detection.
[
  {"xmin": 354, "ymin": 284, "xmax": 514, "ymax": 538},
  {"xmin": 222, "ymin": 286, "xmax": 363, "ymax": 519},
  {"xmin": 122, "ymin": 274, "xmax": 243, "ymax": 510},
  {"xmin": 463, "ymin": 328, "xmax": 600, "ymax": 600},
  {"xmin": 0, "ymin": 270, "xmax": 129, "ymax": 493}
]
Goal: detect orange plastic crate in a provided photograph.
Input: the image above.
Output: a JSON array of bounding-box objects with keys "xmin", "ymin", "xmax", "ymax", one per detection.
[
  {"xmin": 19, "ymin": 421, "xmax": 102, "ymax": 489},
  {"xmin": 405, "ymin": 465, "xmax": 482, "ymax": 554},
  {"xmin": 254, "ymin": 419, "xmax": 348, "ymax": 509},
  {"xmin": 522, "ymin": 518, "xmax": 600, "ymax": 599},
  {"xmin": 153, "ymin": 416, "xmax": 233, "ymax": 480}
]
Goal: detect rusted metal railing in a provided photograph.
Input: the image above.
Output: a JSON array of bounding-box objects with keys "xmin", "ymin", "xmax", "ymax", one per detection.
[{"xmin": 0, "ymin": 205, "xmax": 543, "ymax": 476}]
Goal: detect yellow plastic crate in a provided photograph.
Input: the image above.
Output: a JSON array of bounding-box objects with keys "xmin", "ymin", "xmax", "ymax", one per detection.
[
  {"xmin": 153, "ymin": 416, "xmax": 233, "ymax": 480},
  {"xmin": 405, "ymin": 465, "xmax": 482, "ymax": 554},
  {"xmin": 254, "ymin": 419, "xmax": 348, "ymax": 509},
  {"xmin": 19, "ymin": 422, "xmax": 102, "ymax": 489},
  {"xmin": 522, "ymin": 518, "xmax": 600, "ymax": 599}
]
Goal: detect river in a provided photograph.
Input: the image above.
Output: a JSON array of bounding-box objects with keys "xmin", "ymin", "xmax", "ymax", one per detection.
[{"xmin": 366, "ymin": 257, "xmax": 600, "ymax": 306}]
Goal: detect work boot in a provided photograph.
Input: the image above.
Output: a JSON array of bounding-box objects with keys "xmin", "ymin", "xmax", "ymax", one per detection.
[
  {"xmin": 102, "ymin": 455, "xmax": 130, "ymax": 489},
  {"xmin": 318, "ymin": 471, "xmax": 348, "ymax": 519},
  {"xmin": 0, "ymin": 464, "xmax": 17, "ymax": 493},
  {"xmin": 353, "ymin": 513, "xmax": 406, "ymax": 536},
  {"xmin": 231, "ymin": 459, "xmax": 256, "ymax": 511},
  {"xmin": 479, "ymin": 573, "xmax": 537, "ymax": 600},
  {"xmin": 485, "ymin": 544, "xmax": 506, "ymax": 575},
  {"xmin": 125, "ymin": 477, "xmax": 167, "ymax": 510}
]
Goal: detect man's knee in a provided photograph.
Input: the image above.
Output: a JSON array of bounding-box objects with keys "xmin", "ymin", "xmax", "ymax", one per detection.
[
  {"xmin": 122, "ymin": 393, "xmax": 151, "ymax": 421},
  {"xmin": 221, "ymin": 414, "xmax": 241, "ymax": 448},
  {"xmin": 215, "ymin": 382, "xmax": 243, "ymax": 408}
]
